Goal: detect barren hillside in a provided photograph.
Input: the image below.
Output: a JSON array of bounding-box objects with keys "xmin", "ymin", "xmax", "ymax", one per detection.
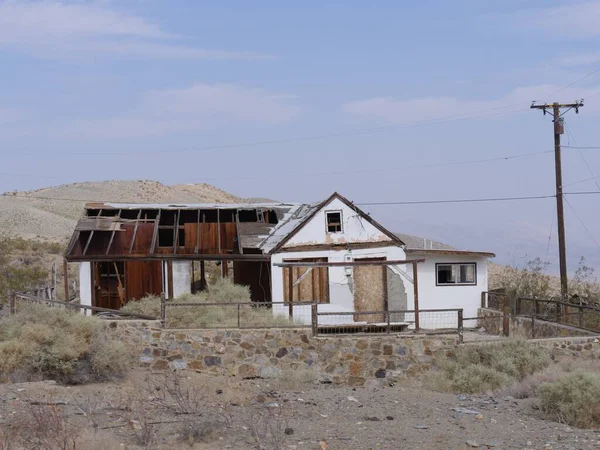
[{"xmin": 0, "ymin": 180, "xmax": 247, "ymax": 242}]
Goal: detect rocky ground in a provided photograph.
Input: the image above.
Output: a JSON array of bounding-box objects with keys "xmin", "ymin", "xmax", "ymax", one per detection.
[{"xmin": 1, "ymin": 368, "xmax": 598, "ymax": 450}]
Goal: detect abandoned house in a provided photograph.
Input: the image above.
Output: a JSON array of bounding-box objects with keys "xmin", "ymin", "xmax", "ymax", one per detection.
[{"xmin": 64, "ymin": 192, "xmax": 494, "ymax": 328}]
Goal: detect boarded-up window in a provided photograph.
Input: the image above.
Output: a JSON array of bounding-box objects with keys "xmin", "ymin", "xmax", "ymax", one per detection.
[
  {"xmin": 283, "ymin": 258, "xmax": 329, "ymax": 304},
  {"xmin": 353, "ymin": 258, "xmax": 387, "ymax": 323}
]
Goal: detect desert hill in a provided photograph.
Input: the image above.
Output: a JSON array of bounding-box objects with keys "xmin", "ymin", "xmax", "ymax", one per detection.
[{"xmin": 0, "ymin": 180, "xmax": 248, "ymax": 242}]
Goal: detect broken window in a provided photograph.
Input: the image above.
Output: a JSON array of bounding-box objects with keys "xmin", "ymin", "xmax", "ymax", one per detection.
[
  {"xmin": 325, "ymin": 211, "xmax": 342, "ymax": 233},
  {"xmin": 436, "ymin": 263, "xmax": 476, "ymax": 286}
]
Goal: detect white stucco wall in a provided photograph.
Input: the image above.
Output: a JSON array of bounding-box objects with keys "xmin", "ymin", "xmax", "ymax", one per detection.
[
  {"xmin": 172, "ymin": 261, "xmax": 192, "ymax": 298},
  {"xmin": 78, "ymin": 262, "xmax": 92, "ymax": 316},
  {"xmin": 271, "ymin": 246, "xmax": 409, "ymax": 325},
  {"xmin": 162, "ymin": 261, "xmax": 192, "ymax": 299},
  {"xmin": 406, "ymin": 253, "xmax": 489, "ymax": 329},
  {"xmin": 283, "ymin": 197, "xmax": 393, "ymax": 248}
]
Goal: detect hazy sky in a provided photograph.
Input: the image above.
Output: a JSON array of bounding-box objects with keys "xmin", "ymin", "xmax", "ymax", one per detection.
[{"xmin": 1, "ymin": 0, "xmax": 600, "ymax": 274}]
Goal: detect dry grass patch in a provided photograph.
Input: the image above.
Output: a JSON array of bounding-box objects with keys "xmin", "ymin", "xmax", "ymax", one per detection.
[
  {"xmin": 0, "ymin": 303, "xmax": 130, "ymax": 384},
  {"xmin": 538, "ymin": 371, "xmax": 600, "ymax": 429},
  {"xmin": 425, "ymin": 339, "xmax": 551, "ymax": 394},
  {"xmin": 123, "ymin": 278, "xmax": 296, "ymax": 329}
]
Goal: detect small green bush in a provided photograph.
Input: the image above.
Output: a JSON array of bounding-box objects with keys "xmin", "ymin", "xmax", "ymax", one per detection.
[
  {"xmin": 0, "ymin": 303, "xmax": 130, "ymax": 384},
  {"xmin": 427, "ymin": 340, "xmax": 551, "ymax": 394},
  {"xmin": 538, "ymin": 372, "xmax": 600, "ymax": 428},
  {"xmin": 122, "ymin": 278, "xmax": 293, "ymax": 329}
]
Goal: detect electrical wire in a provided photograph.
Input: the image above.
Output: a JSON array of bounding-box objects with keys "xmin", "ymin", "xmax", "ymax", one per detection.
[
  {"xmin": 552, "ymin": 66, "xmax": 600, "ymax": 95},
  {"xmin": 564, "ymin": 196, "xmax": 600, "ymax": 252},
  {"xmin": 565, "ymin": 123, "xmax": 600, "ymax": 192},
  {"xmin": 16, "ymin": 106, "xmax": 529, "ymax": 157},
  {"xmin": 546, "ymin": 203, "xmax": 555, "ymax": 261},
  {"xmin": 2, "ymin": 149, "xmax": 552, "ymax": 182},
  {"xmin": 5, "ymin": 191, "xmax": 600, "ymax": 205}
]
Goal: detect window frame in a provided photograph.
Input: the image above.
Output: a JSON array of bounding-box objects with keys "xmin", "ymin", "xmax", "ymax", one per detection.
[
  {"xmin": 325, "ymin": 210, "xmax": 343, "ymax": 233},
  {"xmin": 435, "ymin": 262, "xmax": 477, "ymax": 286}
]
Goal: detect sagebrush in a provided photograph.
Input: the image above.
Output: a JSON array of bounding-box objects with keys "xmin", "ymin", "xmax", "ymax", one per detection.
[
  {"xmin": 122, "ymin": 278, "xmax": 294, "ymax": 328},
  {"xmin": 0, "ymin": 303, "xmax": 130, "ymax": 384},
  {"xmin": 426, "ymin": 339, "xmax": 550, "ymax": 394},
  {"xmin": 538, "ymin": 371, "xmax": 600, "ymax": 428}
]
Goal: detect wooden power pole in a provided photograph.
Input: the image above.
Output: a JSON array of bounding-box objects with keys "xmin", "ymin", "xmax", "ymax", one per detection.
[{"xmin": 531, "ymin": 100, "xmax": 584, "ymax": 299}]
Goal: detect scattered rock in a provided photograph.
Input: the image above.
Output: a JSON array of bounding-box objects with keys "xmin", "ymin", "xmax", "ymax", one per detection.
[
  {"xmin": 466, "ymin": 440, "xmax": 480, "ymax": 448},
  {"xmin": 452, "ymin": 407, "xmax": 480, "ymax": 415},
  {"xmin": 375, "ymin": 369, "xmax": 386, "ymax": 378},
  {"xmin": 414, "ymin": 425, "xmax": 429, "ymax": 429},
  {"xmin": 347, "ymin": 396, "xmax": 359, "ymax": 402},
  {"xmin": 485, "ymin": 439, "xmax": 503, "ymax": 447},
  {"xmin": 475, "ymin": 414, "xmax": 484, "ymax": 421},
  {"xmin": 386, "ymin": 416, "xmax": 394, "ymax": 421},
  {"xmin": 284, "ymin": 427, "xmax": 294, "ymax": 435},
  {"xmin": 364, "ymin": 416, "xmax": 380, "ymax": 422}
]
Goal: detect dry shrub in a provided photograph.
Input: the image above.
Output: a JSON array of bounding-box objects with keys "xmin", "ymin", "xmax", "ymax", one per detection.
[
  {"xmin": 0, "ymin": 303, "xmax": 130, "ymax": 384},
  {"xmin": 246, "ymin": 400, "xmax": 292, "ymax": 450},
  {"xmin": 500, "ymin": 359, "xmax": 600, "ymax": 399},
  {"xmin": 5, "ymin": 398, "xmax": 79, "ymax": 450},
  {"xmin": 123, "ymin": 278, "xmax": 294, "ymax": 329},
  {"xmin": 538, "ymin": 371, "xmax": 600, "ymax": 428},
  {"xmin": 127, "ymin": 371, "xmax": 235, "ymax": 446},
  {"xmin": 426, "ymin": 339, "xmax": 550, "ymax": 394}
]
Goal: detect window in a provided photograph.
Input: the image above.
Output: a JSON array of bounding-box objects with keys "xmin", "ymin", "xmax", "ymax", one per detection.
[
  {"xmin": 325, "ymin": 211, "xmax": 342, "ymax": 233},
  {"xmin": 436, "ymin": 263, "xmax": 476, "ymax": 286}
]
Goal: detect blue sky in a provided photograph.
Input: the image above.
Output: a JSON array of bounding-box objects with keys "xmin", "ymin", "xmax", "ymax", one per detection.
[{"xmin": 1, "ymin": 0, "xmax": 600, "ymax": 273}]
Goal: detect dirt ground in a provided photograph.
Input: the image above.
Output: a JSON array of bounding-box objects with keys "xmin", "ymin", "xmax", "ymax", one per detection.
[{"xmin": 1, "ymin": 366, "xmax": 599, "ymax": 450}]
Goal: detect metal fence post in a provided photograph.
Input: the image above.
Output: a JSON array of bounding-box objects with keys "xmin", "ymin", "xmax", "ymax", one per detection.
[
  {"xmin": 237, "ymin": 304, "xmax": 241, "ymax": 328},
  {"xmin": 311, "ymin": 303, "xmax": 318, "ymax": 337},
  {"xmin": 481, "ymin": 291, "xmax": 486, "ymax": 308},
  {"xmin": 503, "ymin": 297, "xmax": 510, "ymax": 337},
  {"xmin": 10, "ymin": 292, "xmax": 16, "ymax": 315},
  {"xmin": 457, "ymin": 309, "xmax": 464, "ymax": 344},
  {"xmin": 160, "ymin": 293, "xmax": 166, "ymax": 328},
  {"xmin": 531, "ymin": 313, "xmax": 536, "ymax": 339}
]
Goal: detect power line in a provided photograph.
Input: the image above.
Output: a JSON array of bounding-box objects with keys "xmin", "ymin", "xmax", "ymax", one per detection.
[
  {"xmin": 18, "ymin": 105, "xmax": 528, "ymax": 157},
  {"xmin": 189, "ymin": 149, "xmax": 552, "ymax": 183},
  {"xmin": 552, "ymin": 65, "xmax": 600, "ymax": 95},
  {"xmin": 3, "ymin": 149, "xmax": 553, "ymax": 182},
  {"xmin": 563, "ymin": 174, "xmax": 600, "ymax": 188},
  {"xmin": 565, "ymin": 123, "xmax": 600, "ymax": 192},
  {"xmin": 564, "ymin": 196, "xmax": 600, "ymax": 252},
  {"xmin": 355, "ymin": 195, "xmax": 555, "ymax": 206},
  {"xmin": 4, "ymin": 191, "xmax": 599, "ymax": 205},
  {"xmin": 546, "ymin": 203, "xmax": 555, "ymax": 260},
  {"xmin": 563, "ymin": 145, "xmax": 600, "ymax": 150}
]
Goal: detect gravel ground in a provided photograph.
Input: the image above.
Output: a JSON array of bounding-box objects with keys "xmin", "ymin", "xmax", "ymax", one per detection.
[{"xmin": 1, "ymin": 369, "xmax": 598, "ymax": 450}]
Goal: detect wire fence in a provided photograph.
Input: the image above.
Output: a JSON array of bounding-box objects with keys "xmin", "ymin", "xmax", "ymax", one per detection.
[
  {"xmin": 314, "ymin": 308, "xmax": 464, "ymax": 341},
  {"xmin": 162, "ymin": 301, "xmax": 314, "ymax": 329},
  {"xmin": 9, "ymin": 293, "xmax": 158, "ymax": 320}
]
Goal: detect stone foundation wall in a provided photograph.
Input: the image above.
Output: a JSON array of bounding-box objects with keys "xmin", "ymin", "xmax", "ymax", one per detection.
[
  {"xmin": 105, "ymin": 321, "xmax": 599, "ymax": 386},
  {"xmin": 106, "ymin": 321, "xmax": 458, "ymax": 386},
  {"xmin": 477, "ymin": 308, "xmax": 597, "ymax": 338},
  {"xmin": 532, "ymin": 337, "xmax": 600, "ymax": 359}
]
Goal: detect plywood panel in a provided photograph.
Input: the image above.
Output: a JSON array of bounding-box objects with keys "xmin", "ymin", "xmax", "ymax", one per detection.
[
  {"xmin": 282, "ymin": 259, "xmax": 329, "ymax": 303},
  {"xmin": 185, "ymin": 223, "xmax": 236, "ymax": 254},
  {"xmin": 125, "ymin": 261, "xmax": 163, "ymax": 302},
  {"xmin": 353, "ymin": 258, "xmax": 387, "ymax": 323}
]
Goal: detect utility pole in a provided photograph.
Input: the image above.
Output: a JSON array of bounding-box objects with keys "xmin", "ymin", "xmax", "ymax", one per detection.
[{"xmin": 531, "ymin": 100, "xmax": 584, "ymax": 299}]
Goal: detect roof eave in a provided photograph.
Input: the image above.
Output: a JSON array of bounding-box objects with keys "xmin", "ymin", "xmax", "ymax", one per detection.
[{"xmin": 405, "ymin": 249, "xmax": 496, "ymax": 258}]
